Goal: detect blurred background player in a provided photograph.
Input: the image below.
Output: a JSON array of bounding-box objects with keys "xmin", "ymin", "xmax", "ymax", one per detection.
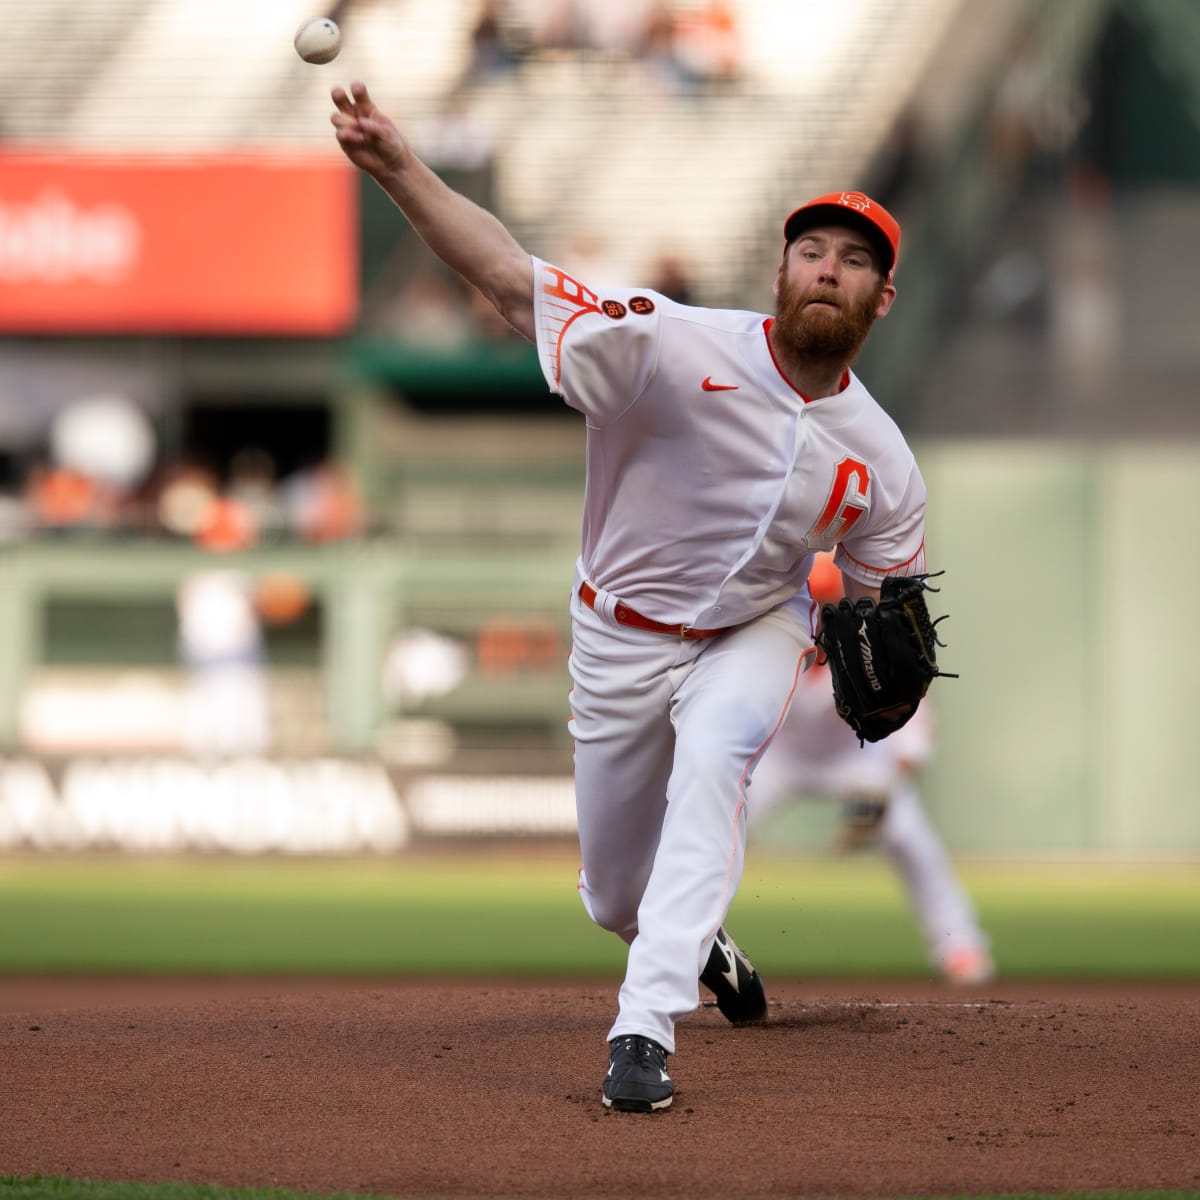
[{"xmin": 749, "ymin": 552, "xmax": 994, "ymax": 985}]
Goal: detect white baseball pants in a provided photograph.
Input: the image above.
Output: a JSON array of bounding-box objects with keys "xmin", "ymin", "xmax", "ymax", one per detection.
[{"xmin": 568, "ymin": 576, "xmax": 814, "ymax": 1053}]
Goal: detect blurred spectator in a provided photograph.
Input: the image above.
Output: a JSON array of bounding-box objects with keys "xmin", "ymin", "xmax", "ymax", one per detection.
[
  {"xmin": 989, "ymin": 28, "xmax": 1049, "ymax": 181},
  {"xmin": 156, "ymin": 461, "xmax": 221, "ymax": 540},
  {"xmin": 641, "ymin": 0, "xmax": 689, "ymax": 94},
  {"xmin": 177, "ymin": 569, "xmax": 271, "ymax": 757},
  {"xmin": 460, "ymin": 0, "xmax": 523, "ymax": 84},
  {"xmin": 154, "ymin": 459, "xmax": 260, "ymax": 550},
  {"xmin": 576, "ymin": 0, "xmax": 656, "ymax": 59},
  {"xmin": 23, "ymin": 392, "xmax": 158, "ymax": 533},
  {"xmin": 228, "ymin": 448, "xmax": 286, "ymax": 542},
  {"xmin": 194, "ymin": 494, "xmax": 259, "ymax": 553},
  {"xmin": 281, "ymin": 458, "xmax": 365, "ymax": 544},
  {"xmin": 648, "ymin": 250, "xmax": 695, "ymax": 304},
  {"xmin": 671, "ymin": 0, "xmax": 742, "ymax": 90},
  {"xmin": 24, "ymin": 447, "xmax": 370, "ymax": 547},
  {"xmin": 24, "ymin": 463, "xmax": 109, "ymax": 531},
  {"xmin": 514, "ymin": 0, "xmax": 578, "ymax": 53}
]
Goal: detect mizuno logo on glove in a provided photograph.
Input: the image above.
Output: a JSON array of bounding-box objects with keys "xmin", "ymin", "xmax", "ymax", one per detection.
[{"xmin": 857, "ymin": 618, "xmax": 882, "ymax": 692}]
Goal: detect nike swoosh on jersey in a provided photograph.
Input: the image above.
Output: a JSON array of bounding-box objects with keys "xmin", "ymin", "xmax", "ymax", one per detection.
[{"xmin": 701, "ymin": 377, "xmax": 739, "ymax": 391}]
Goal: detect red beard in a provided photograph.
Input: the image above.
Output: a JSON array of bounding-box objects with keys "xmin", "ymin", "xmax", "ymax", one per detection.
[{"xmin": 773, "ymin": 277, "xmax": 882, "ymax": 365}]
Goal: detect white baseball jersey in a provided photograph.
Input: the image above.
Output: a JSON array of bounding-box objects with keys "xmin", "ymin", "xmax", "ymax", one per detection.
[{"xmin": 532, "ymin": 258, "xmax": 927, "ymax": 628}]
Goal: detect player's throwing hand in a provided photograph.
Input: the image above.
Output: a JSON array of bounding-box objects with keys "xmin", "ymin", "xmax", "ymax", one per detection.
[{"xmin": 330, "ymin": 82, "xmax": 408, "ymax": 178}]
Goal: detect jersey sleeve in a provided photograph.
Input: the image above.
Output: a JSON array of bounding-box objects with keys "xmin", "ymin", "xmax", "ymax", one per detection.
[
  {"xmin": 531, "ymin": 256, "xmax": 661, "ymax": 426},
  {"xmin": 834, "ymin": 459, "xmax": 927, "ymax": 586}
]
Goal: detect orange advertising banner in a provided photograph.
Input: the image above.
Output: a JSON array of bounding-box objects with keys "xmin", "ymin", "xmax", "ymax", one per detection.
[{"xmin": 0, "ymin": 153, "xmax": 358, "ymax": 334}]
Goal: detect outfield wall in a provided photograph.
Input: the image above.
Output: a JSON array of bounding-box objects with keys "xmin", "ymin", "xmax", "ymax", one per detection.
[
  {"xmin": 915, "ymin": 438, "xmax": 1200, "ymax": 853},
  {"xmin": 0, "ymin": 438, "xmax": 1197, "ymax": 854}
]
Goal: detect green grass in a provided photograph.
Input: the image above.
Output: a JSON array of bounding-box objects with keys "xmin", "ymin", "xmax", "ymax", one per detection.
[
  {"xmin": 1, "ymin": 852, "xmax": 1198, "ymax": 978},
  {"xmin": 2, "ymin": 1181, "xmax": 1198, "ymax": 1200}
]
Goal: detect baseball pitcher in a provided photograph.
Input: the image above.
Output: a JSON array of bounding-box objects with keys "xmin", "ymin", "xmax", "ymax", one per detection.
[{"xmin": 331, "ymin": 81, "xmax": 949, "ymax": 1113}]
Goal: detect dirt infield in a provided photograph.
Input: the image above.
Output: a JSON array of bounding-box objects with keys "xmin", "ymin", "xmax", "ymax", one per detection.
[{"xmin": 2, "ymin": 977, "xmax": 1198, "ymax": 1199}]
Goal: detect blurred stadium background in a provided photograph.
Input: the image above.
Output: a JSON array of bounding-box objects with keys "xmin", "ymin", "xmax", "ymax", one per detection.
[{"xmin": 0, "ymin": 0, "xmax": 1197, "ymax": 864}]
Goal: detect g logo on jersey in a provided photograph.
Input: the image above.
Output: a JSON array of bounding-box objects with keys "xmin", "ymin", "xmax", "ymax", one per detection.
[{"xmin": 812, "ymin": 456, "xmax": 870, "ymax": 541}]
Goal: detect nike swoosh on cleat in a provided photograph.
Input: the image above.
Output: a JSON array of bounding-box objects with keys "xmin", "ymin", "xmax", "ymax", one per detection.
[
  {"xmin": 701, "ymin": 377, "xmax": 739, "ymax": 391},
  {"xmin": 716, "ymin": 940, "xmax": 739, "ymax": 991}
]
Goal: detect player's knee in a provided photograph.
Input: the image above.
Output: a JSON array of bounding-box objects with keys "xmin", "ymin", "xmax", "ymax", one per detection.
[
  {"xmin": 579, "ymin": 879, "xmax": 639, "ymax": 938},
  {"xmin": 590, "ymin": 899, "xmax": 639, "ymax": 939}
]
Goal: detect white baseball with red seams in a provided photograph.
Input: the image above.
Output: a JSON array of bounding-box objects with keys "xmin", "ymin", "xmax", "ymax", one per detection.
[
  {"xmin": 294, "ymin": 18, "xmax": 341, "ymax": 64},
  {"xmin": 532, "ymin": 258, "xmax": 928, "ymax": 1051}
]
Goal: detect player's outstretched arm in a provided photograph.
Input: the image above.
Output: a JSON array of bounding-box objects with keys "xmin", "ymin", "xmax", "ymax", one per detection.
[{"xmin": 330, "ymin": 81, "xmax": 534, "ymax": 342}]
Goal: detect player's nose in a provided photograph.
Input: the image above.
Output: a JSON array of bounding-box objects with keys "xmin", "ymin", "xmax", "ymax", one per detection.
[{"xmin": 816, "ymin": 256, "xmax": 841, "ymax": 283}]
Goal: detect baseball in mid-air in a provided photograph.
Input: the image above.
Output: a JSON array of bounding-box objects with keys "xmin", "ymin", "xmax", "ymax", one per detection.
[{"xmin": 294, "ymin": 17, "xmax": 342, "ymax": 64}]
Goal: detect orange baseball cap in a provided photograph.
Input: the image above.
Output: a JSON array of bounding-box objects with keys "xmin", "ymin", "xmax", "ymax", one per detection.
[{"xmin": 783, "ymin": 191, "xmax": 901, "ymax": 278}]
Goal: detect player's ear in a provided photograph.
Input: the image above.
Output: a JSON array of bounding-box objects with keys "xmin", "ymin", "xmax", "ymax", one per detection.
[
  {"xmin": 875, "ymin": 281, "xmax": 897, "ymax": 319},
  {"xmin": 773, "ymin": 250, "xmax": 788, "ymax": 298}
]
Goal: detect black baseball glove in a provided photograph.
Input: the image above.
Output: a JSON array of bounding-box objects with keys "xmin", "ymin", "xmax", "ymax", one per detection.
[{"xmin": 815, "ymin": 572, "xmax": 956, "ymax": 745}]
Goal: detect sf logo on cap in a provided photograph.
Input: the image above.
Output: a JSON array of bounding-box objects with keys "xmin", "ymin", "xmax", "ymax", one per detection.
[{"xmin": 837, "ymin": 191, "xmax": 872, "ymax": 213}]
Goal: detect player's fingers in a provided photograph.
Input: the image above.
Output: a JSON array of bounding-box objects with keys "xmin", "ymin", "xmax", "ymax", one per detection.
[
  {"xmin": 357, "ymin": 115, "xmax": 392, "ymax": 140},
  {"xmin": 349, "ymin": 80, "xmax": 373, "ymax": 113},
  {"xmin": 331, "ymin": 85, "xmax": 354, "ymax": 114}
]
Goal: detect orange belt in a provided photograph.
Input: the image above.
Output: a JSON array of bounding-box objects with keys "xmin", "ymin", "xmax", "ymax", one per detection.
[{"xmin": 579, "ymin": 581, "xmax": 726, "ymax": 640}]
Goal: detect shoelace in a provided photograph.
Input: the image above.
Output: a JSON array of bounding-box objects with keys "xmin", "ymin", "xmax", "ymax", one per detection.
[{"xmin": 615, "ymin": 1036, "xmax": 663, "ymax": 1067}]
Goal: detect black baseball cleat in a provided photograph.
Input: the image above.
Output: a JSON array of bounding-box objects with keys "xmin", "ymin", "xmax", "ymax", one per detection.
[
  {"xmin": 602, "ymin": 1035, "xmax": 674, "ymax": 1112},
  {"xmin": 700, "ymin": 926, "xmax": 768, "ymax": 1023}
]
